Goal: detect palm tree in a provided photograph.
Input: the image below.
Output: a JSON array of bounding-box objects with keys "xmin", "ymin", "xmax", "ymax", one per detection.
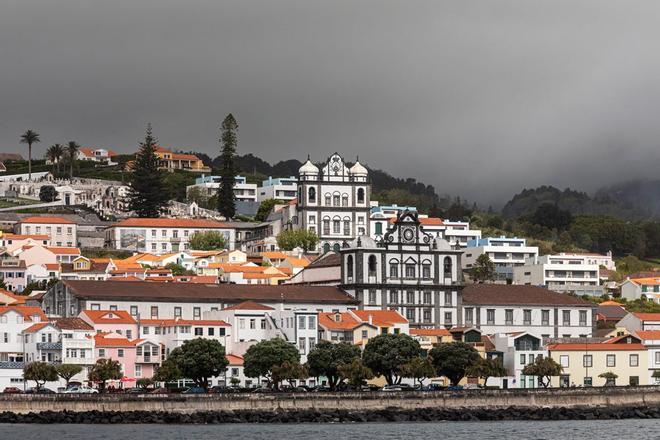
[
  {"xmin": 46, "ymin": 144, "xmax": 65, "ymax": 175},
  {"xmin": 66, "ymin": 141, "xmax": 80, "ymax": 179},
  {"xmin": 20, "ymin": 130, "xmax": 41, "ymax": 181}
]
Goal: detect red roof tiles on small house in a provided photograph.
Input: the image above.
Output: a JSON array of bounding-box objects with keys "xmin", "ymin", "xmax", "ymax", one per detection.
[
  {"xmin": 319, "ymin": 312, "xmax": 362, "ymax": 330},
  {"xmin": 351, "ymin": 309, "xmax": 408, "ymax": 327},
  {"xmin": 23, "ymin": 322, "xmax": 53, "ymax": 333},
  {"xmin": 222, "ymin": 301, "xmax": 275, "ymax": 311},
  {"xmin": 0, "ymin": 306, "xmax": 47, "ymax": 322},
  {"xmin": 81, "ymin": 310, "xmax": 137, "ymax": 325},
  {"xmin": 410, "ymin": 328, "xmax": 451, "ymax": 337},
  {"xmin": 632, "ymin": 313, "xmax": 660, "ymax": 321},
  {"xmin": 93, "ymin": 333, "xmax": 137, "ymax": 347},
  {"xmin": 19, "ymin": 216, "xmax": 74, "ymax": 225}
]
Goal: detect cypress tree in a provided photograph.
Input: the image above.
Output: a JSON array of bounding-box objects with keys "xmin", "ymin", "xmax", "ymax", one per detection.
[
  {"xmin": 217, "ymin": 114, "xmax": 238, "ymax": 219},
  {"xmin": 126, "ymin": 124, "xmax": 170, "ymax": 217}
]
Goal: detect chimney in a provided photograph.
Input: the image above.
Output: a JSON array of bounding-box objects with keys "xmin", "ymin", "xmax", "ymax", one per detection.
[{"xmin": 368, "ymin": 315, "xmax": 373, "ymax": 325}]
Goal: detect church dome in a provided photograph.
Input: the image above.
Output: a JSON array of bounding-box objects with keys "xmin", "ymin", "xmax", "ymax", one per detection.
[
  {"xmin": 349, "ymin": 160, "xmax": 368, "ymax": 176},
  {"xmin": 298, "ymin": 158, "xmax": 319, "ymax": 176}
]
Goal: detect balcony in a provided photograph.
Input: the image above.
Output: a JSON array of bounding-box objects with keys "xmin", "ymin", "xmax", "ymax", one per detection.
[{"xmin": 37, "ymin": 342, "xmax": 62, "ymax": 351}]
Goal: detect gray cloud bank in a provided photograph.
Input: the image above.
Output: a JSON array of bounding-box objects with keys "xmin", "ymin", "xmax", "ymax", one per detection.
[{"xmin": 1, "ymin": 0, "xmax": 659, "ymax": 205}]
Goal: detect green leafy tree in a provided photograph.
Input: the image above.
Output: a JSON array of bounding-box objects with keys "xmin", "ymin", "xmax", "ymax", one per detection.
[
  {"xmin": 188, "ymin": 231, "xmax": 227, "ymax": 251},
  {"xmin": 521, "ymin": 356, "xmax": 562, "ymax": 388},
  {"xmin": 89, "ymin": 358, "xmax": 122, "ymax": 391},
  {"xmin": 230, "ymin": 376, "xmax": 241, "ymax": 386},
  {"xmin": 306, "ymin": 341, "xmax": 361, "ymax": 390},
  {"xmin": 362, "ymin": 334, "xmax": 421, "ymax": 385},
  {"xmin": 153, "ymin": 357, "xmax": 182, "ymax": 384},
  {"xmin": 472, "ymin": 254, "xmax": 496, "ymax": 283},
  {"xmin": 399, "ymin": 356, "xmax": 436, "ymax": 387},
  {"xmin": 55, "ymin": 364, "xmax": 83, "ymax": 388},
  {"xmin": 168, "ymin": 338, "xmax": 229, "ymax": 390},
  {"xmin": 271, "ymin": 361, "xmax": 308, "ymax": 387},
  {"xmin": 66, "ymin": 141, "xmax": 80, "ymax": 179},
  {"xmin": 186, "ymin": 186, "xmax": 210, "ymax": 208},
  {"xmin": 23, "ymin": 362, "xmax": 58, "ymax": 390},
  {"xmin": 136, "ymin": 378, "xmax": 154, "ymax": 389},
  {"xmin": 164, "ymin": 262, "xmax": 195, "ymax": 276},
  {"xmin": 217, "ymin": 114, "xmax": 238, "ymax": 219},
  {"xmin": 255, "ymin": 199, "xmax": 282, "ymax": 222},
  {"xmin": 598, "ymin": 371, "xmax": 618, "ymax": 386},
  {"xmin": 466, "ymin": 357, "xmax": 507, "ymax": 386},
  {"xmin": 243, "ymin": 338, "xmax": 300, "ymax": 389},
  {"xmin": 20, "ymin": 129, "xmax": 40, "ymax": 180},
  {"xmin": 531, "ymin": 203, "xmax": 573, "ymax": 231},
  {"xmin": 39, "ymin": 185, "xmax": 58, "ymax": 202},
  {"xmin": 429, "ymin": 342, "xmax": 481, "ymax": 385},
  {"xmin": 126, "ymin": 124, "xmax": 170, "ymax": 218},
  {"xmin": 276, "ymin": 229, "xmax": 319, "ymax": 252},
  {"xmin": 337, "ymin": 358, "xmax": 374, "ymax": 389}
]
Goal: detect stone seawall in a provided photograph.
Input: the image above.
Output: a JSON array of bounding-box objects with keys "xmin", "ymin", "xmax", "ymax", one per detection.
[{"xmin": 0, "ymin": 387, "xmax": 659, "ymax": 423}]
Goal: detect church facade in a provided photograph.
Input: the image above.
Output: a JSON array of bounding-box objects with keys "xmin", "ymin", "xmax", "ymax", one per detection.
[
  {"xmin": 339, "ymin": 210, "xmax": 465, "ymax": 328},
  {"xmin": 296, "ymin": 153, "xmax": 371, "ymax": 253}
]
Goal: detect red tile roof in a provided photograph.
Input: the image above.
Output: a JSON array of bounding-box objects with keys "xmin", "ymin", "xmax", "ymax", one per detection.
[
  {"xmin": 351, "ymin": 309, "xmax": 408, "ymax": 327},
  {"xmin": 93, "ymin": 333, "xmax": 136, "ymax": 347},
  {"xmin": 410, "ymin": 328, "xmax": 451, "ymax": 337},
  {"xmin": 547, "ymin": 342, "xmax": 646, "ymax": 351},
  {"xmin": 226, "ymin": 354, "xmax": 244, "ymax": 365},
  {"xmin": 23, "ymin": 322, "xmax": 52, "ymax": 333},
  {"xmin": 319, "ymin": 312, "xmax": 362, "ymax": 330},
  {"xmin": 19, "ymin": 216, "xmax": 74, "ymax": 224},
  {"xmin": 0, "ymin": 306, "xmax": 47, "ymax": 322},
  {"xmin": 81, "ymin": 310, "xmax": 137, "ymax": 325},
  {"xmin": 46, "ymin": 247, "xmax": 81, "ymax": 255},
  {"xmin": 53, "ymin": 317, "xmax": 94, "ymax": 331},
  {"xmin": 636, "ymin": 330, "xmax": 660, "ymax": 340},
  {"xmin": 111, "ymin": 218, "xmax": 230, "ymax": 229},
  {"xmin": 633, "ymin": 313, "xmax": 660, "ymax": 321}
]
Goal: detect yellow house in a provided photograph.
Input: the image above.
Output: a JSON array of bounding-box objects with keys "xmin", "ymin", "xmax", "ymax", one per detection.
[{"xmin": 547, "ymin": 335, "xmax": 648, "ymax": 387}]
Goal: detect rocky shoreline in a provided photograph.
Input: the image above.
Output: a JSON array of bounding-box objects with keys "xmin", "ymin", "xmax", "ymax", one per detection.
[{"xmin": 1, "ymin": 405, "xmax": 660, "ymax": 424}]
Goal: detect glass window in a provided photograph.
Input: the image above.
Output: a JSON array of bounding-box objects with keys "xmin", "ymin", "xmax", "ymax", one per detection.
[
  {"xmin": 505, "ymin": 309, "xmax": 513, "ymax": 325},
  {"xmin": 368, "ymin": 289, "xmax": 377, "ymax": 305},
  {"xmin": 357, "ymin": 188, "xmax": 365, "ymax": 203},
  {"xmin": 560, "ymin": 355, "xmax": 569, "ymax": 368},
  {"xmin": 389, "ymin": 290, "xmax": 399, "ymax": 304},
  {"xmin": 333, "ymin": 219, "xmax": 340, "ymax": 234},
  {"xmin": 422, "ymin": 264, "xmax": 431, "ymax": 279},
  {"xmin": 443, "ymin": 257, "xmax": 452, "ymax": 279},
  {"xmin": 606, "ymin": 354, "xmax": 616, "ymax": 367},
  {"xmin": 405, "ymin": 264, "xmax": 415, "ymax": 278},
  {"xmin": 486, "ymin": 309, "xmax": 495, "ymax": 325},
  {"xmin": 562, "ymin": 310, "xmax": 571, "ymax": 326},
  {"xmin": 465, "ymin": 308, "xmax": 474, "ymax": 325},
  {"xmin": 368, "ymin": 255, "xmax": 378, "ymax": 277},
  {"xmin": 308, "ymin": 187, "xmax": 316, "ymax": 203},
  {"xmin": 389, "ymin": 262, "xmax": 398, "ymax": 278},
  {"xmin": 523, "ymin": 309, "xmax": 531, "ymax": 325},
  {"xmin": 630, "ymin": 354, "xmax": 639, "ymax": 367},
  {"xmin": 541, "ymin": 310, "xmax": 550, "ymax": 326},
  {"xmin": 583, "ymin": 355, "xmax": 592, "ymax": 367},
  {"xmin": 298, "ymin": 316, "xmax": 306, "ymax": 329}
]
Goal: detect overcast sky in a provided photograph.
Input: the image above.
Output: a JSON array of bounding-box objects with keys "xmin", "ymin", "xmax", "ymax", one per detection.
[{"xmin": 1, "ymin": 0, "xmax": 659, "ymax": 206}]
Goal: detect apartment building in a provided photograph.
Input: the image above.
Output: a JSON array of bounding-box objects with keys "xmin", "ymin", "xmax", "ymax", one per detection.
[
  {"xmin": 15, "ymin": 216, "xmax": 77, "ymax": 247},
  {"xmin": 492, "ymin": 332, "xmax": 545, "ymax": 389},
  {"xmin": 463, "ymin": 236, "xmax": 539, "ymax": 281},
  {"xmin": 513, "ymin": 254, "xmax": 602, "ymax": 296},
  {"xmin": 187, "ymin": 175, "xmax": 258, "ymax": 202},
  {"xmin": 105, "ymin": 218, "xmax": 237, "ymax": 254},
  {"xmin": 257, "ymin": 176, "xmax": 298, "ymax": 202}
]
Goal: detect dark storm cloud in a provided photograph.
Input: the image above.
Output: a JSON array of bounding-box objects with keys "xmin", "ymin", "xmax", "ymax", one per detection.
[{"xmin": 1, "ymin": 0, "xmax": 659, "ymax": 205}]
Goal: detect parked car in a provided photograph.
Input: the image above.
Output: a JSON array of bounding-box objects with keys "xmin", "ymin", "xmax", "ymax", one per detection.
[
  {"xmin": 2, "ymin": 387, "xmax": 22, "ymax": 394},
  {"xmin": 421, "ymin": 384, "xmax": 446, "ymax": 392},
  {"xmin": 182, "ymin": 386, "xmax": 207, "ymax": 394},
  {"xmin": 380, "ymin": 384, "xmax": 414, "ymax": 392},
  {"xmin": 252, "ymin": 387, "xmax": 279, "ymax": 393},
  {"xmin": 62, "ymin": 386, "xmax": 98, "ymax": 394},
  {"xmin": 25, "ymin": 387, "xmax": 56, "ymax": 394},
  {"xmin": 209, "ymin": 386, "xmax": 239, "ymax": 394},
  {"xmin": 149, "ymin": 387, "xmax": 171, "ymax": 394},
  {"xmin": 446, "ymin": 385, "xmax": 464, "ymax": 391},
  {"xmin": 125, "ymin": 387, "xmax": 148, "ymax": 394},
  {"xmin": 463, "ymin": 383, "xmax": 482, "ymax": 390}
]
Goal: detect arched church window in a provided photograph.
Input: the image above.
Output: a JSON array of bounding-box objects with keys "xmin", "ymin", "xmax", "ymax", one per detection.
[{"xmin": 357, "ymin": 188, "xmax": 365, "ymax": 204}]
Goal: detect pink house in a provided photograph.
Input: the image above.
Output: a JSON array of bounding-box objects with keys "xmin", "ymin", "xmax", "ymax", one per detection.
[
  {"xmin": 93, "ymin": 332, "xmax": 138, "ymax": 385},
  {"xmin": 133, "ymin": 339, "xmax": 161, "ymax": 379},
  {"xmin": 80, "ymin": 310, "xmax": 139, "ymax": 340}
]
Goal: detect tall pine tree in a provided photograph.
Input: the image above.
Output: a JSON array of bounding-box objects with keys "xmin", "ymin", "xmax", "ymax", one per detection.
[
  {"xmin": 217, "ymin": 114, "xmax": 238, "ymax": 219},
  {"xmin": 126, "ymin": 124, "xmax": 170, "ymax": 217}
]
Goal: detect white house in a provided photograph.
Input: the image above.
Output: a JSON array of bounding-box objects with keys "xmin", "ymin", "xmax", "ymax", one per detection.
[
  {"xmin": 621, "ymin": 278, "xmax": 660, "ymax": 303},
  {"xmin": 636, "ymin": 330, "xmax": 660, "ymax": 385},
  {"xmin": 492, "ymin": 332, "xmax": 546, "ymax": 389},
  {"xmin": 618, "ymin": 313, "xmax": 660, "ymax": 332},
  {"xmin": 187, "ymin": 175, "xmax": 258, "ymax": 202},
  {"xmin": 15, "ymin": 216, "xmax": 77, "ymax": 248}
]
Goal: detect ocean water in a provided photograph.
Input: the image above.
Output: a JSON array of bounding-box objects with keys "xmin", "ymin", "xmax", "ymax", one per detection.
[{"xmin": 1, "ymin": 419, "xmax": 657, "ymax": 440}]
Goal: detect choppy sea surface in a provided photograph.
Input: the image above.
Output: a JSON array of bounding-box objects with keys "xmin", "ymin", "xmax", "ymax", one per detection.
[{"xmin": 2, "ymin": 419, "xmax": 658, "ymax": 440}]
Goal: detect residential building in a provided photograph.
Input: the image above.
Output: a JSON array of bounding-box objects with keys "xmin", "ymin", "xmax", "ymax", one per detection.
[
  {"xmin": 547, "ymin": 335, "xmax": 648, "ymax": 387},
  {"xmin": 93, "ymin": 332, "xmax": 138, "ymax": 381},
  {"xmin": 409, "ymin": 328, "xmax": 452, "ymax": 352},
  {"xmin": 105, "ymin": 218, "xmax": 237, "ymax": 253},
  {"xmin": 340, "ymin": 210, "xmax": 464, "ymax": 328},
  {"xmin": 617, "ymin": 313, "xmax": 660, "ymax": 332},
  {"xmin": 317, "ymin": 309, "xmax": 408, "ymax": 347},
  {"xmin": 41, "ymin": 280, "xmax": 359, "ymax": 320},
  {"xmin": 285, "ymin": 252, "xmax": 341, "ymax": 286},
  {"xmin": 15, "ymin": 216, "xmax": 77, "ymax": 247},
  {"xmin": 79, "ymin": 310, "xmax": 139, "ymax": 340},
  {"xmin": 137, "ymin": 317, "xmax": 229, "ymax": 359},
  {"xmin": 187, "ymin": 175, "xmax": 258, "ymax": 202},
  {"xmin": 621, "ymin": 277, "xmax": 660, "ymax": 303},
  {"xmin": 0, "ymin": 306, "xmax": 47, "ymax": 363},
  {"xmin": 463, "ymin": 236, "xmax": 539, "ymax": 281},
  {"xmin": 154, "ymin": 147, "xmax": 210, "ymax": 173},
  {"xmin": 77, "ymin": 148, "xmax": 117, "ymax": 165},
  {"xmin": 257, "ymin": 176, "xmax": 298, "ymax": 202},
  {"xmin": 595, "ymin": 301, "xmax": 628, "ymax": 324},
  {"xmin": 296, "ymin": 153, "xmax": 371, "ymax": 252},
  {"xmin": 636, "ymin": 330, "xmax": 660, "ymax": 385},
  {"xmin": 492, "ymin": 332, "xmax": 545, "ymax": 389},
  {"xmin": 442, "ymin": 221, "xmax": 482, "ymax": 248},
  {"xmin": 513, "ymin": 254, "xmax": 602, "ymax": 296},
  {"xmin": 461, "ymin": 284, "xmax": 595, "ymax": 338}
]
